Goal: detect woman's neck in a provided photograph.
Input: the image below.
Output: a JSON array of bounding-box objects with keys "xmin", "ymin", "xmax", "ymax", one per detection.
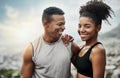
[{"xmin": 85, "ymin": 38, "xmax": 98, "ymax": 47}]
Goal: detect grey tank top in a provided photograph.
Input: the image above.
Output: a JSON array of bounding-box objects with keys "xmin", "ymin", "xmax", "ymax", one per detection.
[{"xmin": 31, "ymin": 36, "xmax": 72, "ymax": 78}]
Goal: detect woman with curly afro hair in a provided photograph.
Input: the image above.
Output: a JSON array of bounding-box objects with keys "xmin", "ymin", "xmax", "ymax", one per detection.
[{"xmin": 72, "ymin": 0, "xmax": 114, "ymax": 78}]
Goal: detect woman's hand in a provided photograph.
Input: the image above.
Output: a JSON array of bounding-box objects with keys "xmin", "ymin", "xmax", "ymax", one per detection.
[{"xmin": 61, "ymin": 34, "xmax": 74, "ymax": 46}]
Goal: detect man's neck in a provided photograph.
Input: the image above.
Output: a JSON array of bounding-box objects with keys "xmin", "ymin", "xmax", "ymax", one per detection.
[{"xmin": 42, "ymin": 34, "xmax": 59, "ymax": 43}]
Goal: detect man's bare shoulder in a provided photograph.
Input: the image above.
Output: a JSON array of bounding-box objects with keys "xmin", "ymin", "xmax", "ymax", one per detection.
[{"xmin": 23, "ymin": 44, "xmax": 33, "ymax": 62}]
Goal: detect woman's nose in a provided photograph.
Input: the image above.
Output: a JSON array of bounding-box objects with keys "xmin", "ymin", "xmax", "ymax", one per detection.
[{"xmin": 79, "ymin": 27, "xmax": 85, "ymax": 32}]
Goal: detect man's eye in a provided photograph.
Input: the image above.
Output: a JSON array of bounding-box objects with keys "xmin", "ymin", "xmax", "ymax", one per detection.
[
  {"xmin": 78, "ymin": 24, "xmax": 81, "ymax": 28},
  {"xmin": 58, "ymin": 23, "xmax": 64, "ymax": 26},
  {"xmin": 57, "ymin": 24, "xmax": 62, "ymax": 26}
]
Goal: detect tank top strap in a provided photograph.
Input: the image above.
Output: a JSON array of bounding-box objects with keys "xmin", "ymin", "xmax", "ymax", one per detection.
[
  {"xmin": 77, "ymin": 45, "xmax": 85, "ymax": 55},
  {"xmin": 87, "ymin": 42, "xmax": 102, "ymax": 54},
  {"xmin": 31, "ymin": 36, "xmax": 42, "ymax": 63}
]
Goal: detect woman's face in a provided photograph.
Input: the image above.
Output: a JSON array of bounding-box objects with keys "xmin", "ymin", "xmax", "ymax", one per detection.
[{"xmin": 78, "ymin": 16, "xmax": 100, "ymax": 41}]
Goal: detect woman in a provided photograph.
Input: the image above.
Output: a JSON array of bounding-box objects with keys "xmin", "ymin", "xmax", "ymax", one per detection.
[{"xmin": 72, "ymin": 0, "xmax": 114, "ymax": 78}]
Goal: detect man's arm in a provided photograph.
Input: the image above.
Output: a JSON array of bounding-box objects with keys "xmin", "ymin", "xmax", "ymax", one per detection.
[{"xmin": 21, "ymin": 44, "xmax": 34, "ymax": 78}]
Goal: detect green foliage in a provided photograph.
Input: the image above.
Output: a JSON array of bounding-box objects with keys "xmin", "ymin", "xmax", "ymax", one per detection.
[
  {"xmin": 107, "ymin": 53, "xmax": 115, "ymax": 57},
  {"xmin": 109, "ymin": 44, "xmax": 115, "ymax": 48},
  {"xmin": 0, "ymin": 69, "xmax": 20, "ymax": 78},
  {"xmin": 106, "ymin": 72, "xmax": 112, "ymax": 78}
]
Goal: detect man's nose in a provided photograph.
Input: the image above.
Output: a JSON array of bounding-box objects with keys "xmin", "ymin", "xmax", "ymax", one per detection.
[{"xmin": 61, "ymin": 25, "xmax": 65, "ymax": 30}]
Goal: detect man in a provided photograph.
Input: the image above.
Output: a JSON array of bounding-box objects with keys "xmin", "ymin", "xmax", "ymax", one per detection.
[{"xmin": 20, "ymin": 6, "xmax": 78, "ymax": 78}]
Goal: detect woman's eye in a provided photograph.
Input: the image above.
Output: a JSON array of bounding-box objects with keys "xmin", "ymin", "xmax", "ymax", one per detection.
[{"xmin": 85, "ymin": 25, "xmax": 90, "ymax": 28}]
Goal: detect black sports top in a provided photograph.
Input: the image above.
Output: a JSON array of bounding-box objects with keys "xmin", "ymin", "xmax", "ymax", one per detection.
[{"xmin": 72, "ymin": 42, "xmax": 102, "ymax": 77}]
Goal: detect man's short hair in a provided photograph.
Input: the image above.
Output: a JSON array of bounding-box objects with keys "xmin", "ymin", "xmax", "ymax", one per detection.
[{"xmin": 42, "ymin": 7, "xmax": 64, "ymax": 22}]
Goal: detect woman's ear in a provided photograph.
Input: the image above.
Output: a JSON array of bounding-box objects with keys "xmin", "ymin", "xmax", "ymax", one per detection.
[{"xmin": 97, "ymin": 25, "xmax": 101, "ymax": 32}]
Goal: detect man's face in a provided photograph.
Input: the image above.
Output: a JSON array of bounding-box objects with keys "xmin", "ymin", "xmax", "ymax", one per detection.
[{"xmin": 45, "ymin": 14, "xmax": 65, "ymax": 40}]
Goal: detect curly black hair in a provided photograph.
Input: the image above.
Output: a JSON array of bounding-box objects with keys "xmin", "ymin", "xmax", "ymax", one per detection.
[{"xmin": 79, "ymin": 0, "xmax": 114, "ymax": 25}]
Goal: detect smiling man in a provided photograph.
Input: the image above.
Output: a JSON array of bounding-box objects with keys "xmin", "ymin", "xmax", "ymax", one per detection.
[{"xmin": 20, "ymin": 6, "xmax": 73, "ymax": 78}]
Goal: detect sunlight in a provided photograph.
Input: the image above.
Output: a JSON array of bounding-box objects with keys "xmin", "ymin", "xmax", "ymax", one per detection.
[
  {"xmin": 14, "ymin": 25, "xmax": 43, "ymax": 45},
  {"xmin": 14, "ymin": 28, "xmax": 30, "ymax": 43},
  {"xmin": 16, "ymin": 27, "xmax": 32, "ymax": 44}
]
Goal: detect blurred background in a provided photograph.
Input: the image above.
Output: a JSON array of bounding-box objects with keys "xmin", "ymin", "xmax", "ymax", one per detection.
[{"xmin": 0, "ymin": 0, "xmax": 120, "ymax": 78}]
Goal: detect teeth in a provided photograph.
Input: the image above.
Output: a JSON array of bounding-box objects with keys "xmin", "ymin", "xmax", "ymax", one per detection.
[
  {"xmin": 59, "ymin": 31, "xmax": 63, "ymax": 34},
  {"xmin": 81, "ymin": 34, "xmax": 87, "ymax": 37},
  {"xmin": 57, "ymin": 29, "xmax": 63, "ymax": 35},
  {"xmin": 81, "ymin": 34, "xmax": 86, "ymax": 35}
]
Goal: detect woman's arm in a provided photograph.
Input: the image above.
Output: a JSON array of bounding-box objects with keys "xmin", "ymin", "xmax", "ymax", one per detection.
[
  {"xmin": 90, "ymin": 44, "xmax": 106, "ymax": 78},
  {"xmin": 71, "ymin": 43, "xmax": 80, "ymax": 54},
  {"xmin": 61, "ymin": 34, "xmax": 74, "ymax": 46}
]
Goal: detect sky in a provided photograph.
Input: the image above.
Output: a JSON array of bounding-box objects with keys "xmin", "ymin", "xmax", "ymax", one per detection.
[{"xmin": 0, "ymin": 0, "xmax": 120, "ymax": 53}]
